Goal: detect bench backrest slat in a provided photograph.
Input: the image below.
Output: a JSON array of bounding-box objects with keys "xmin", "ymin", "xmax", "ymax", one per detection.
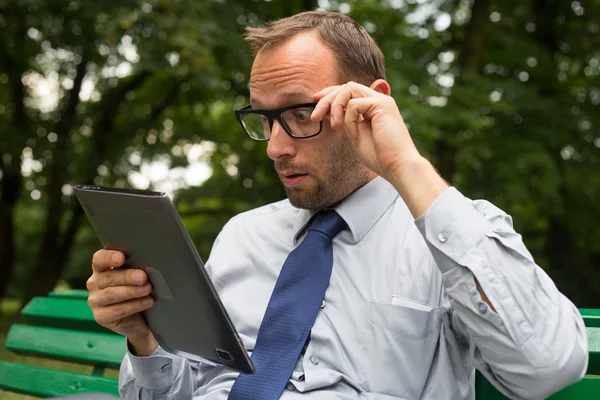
[
  {"xmin": 587, "ymin": 327, "xmax": 600, "ymax": 375},
  {"xmin": 5, "ymin": 324, "xmax": 125, "ymax": 368},
  {"xmin": 580, "ymin": 309, "xmax": 600, "ymax": 328},
  {"xmin": 21, "ymin": 297, "xmax": 114, "ymax": 334},
  {"xmin": 49, "ymin": 289, "xmax": 89, "ymax": 300},
  {"xmin": 0, "ymin": 361, "xmax": 119, "ymax": 398}
]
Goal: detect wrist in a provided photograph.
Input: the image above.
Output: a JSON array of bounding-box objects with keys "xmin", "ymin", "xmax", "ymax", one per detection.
[
  {"xmin": 389, "ymin": 157, "xmax": 449, "ymax": 218},
  {"xmin": 128, "ymin": 332, "xmax": 158, "ymax": 357}
]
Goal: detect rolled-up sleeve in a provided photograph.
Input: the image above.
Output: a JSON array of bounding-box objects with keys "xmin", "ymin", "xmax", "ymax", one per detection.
[{"xmin": 415, "ymin": 187, "xmax": 588, "ymax": 400}]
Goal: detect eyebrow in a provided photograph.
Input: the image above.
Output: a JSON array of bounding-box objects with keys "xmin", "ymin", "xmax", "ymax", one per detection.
[{"xmin": 250, "ymin": 91, "xmax": 313, "ymax": 109}]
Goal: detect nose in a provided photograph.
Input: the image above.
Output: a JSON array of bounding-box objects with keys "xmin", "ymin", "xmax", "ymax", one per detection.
[{"xmin": 266, "ymin": 120, "xmax": 297, "ymax": 161}]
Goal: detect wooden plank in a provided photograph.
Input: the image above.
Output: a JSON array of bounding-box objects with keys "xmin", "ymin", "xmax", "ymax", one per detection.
[
  {"xmin": 0, "ymin": 361, "xmax": 118, "ymax": 398},
  {"xmin": 21, "ymin": 297, "xmax": 113, "ymax": 334},
  {"xmin": 587, "ymin": 327, "xmax": 600, "ymax": 375},
  {"xmin": 580, "ymin": 308, "xmax": 600, "ymax": 328},
  {"xmin": 49, "ymin": 289, "xmax": 89, "ymax": 300},
  {"xmin": 5, "ymin": 324, "xmax": 125, "ymax": 368},
  {"xmin": 476, "ymin": 373, "xmax": 600, "ymax": 400},
  {"xmin": 548, "ymin": 375, "xmax": 600, "ymax": 399},
  {"xmin": 474, "ymin": 371, "xmax": 509, "ymax": 400}
]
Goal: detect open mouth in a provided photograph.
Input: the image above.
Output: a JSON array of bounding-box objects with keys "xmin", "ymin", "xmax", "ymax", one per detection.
[{"xmin": 281, "ymin": 173, "xmax": 308, "ymax": 186}]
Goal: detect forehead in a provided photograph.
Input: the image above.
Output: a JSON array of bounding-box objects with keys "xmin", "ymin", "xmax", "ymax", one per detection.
[{"xmin": 249, "ymin": 31, "xmax": 339, "ymax": 108}]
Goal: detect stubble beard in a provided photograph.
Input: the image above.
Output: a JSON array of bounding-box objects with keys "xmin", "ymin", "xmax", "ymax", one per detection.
[{"xmin": 279, "ymin": 134, "xmax": 370, "ymax": 210}]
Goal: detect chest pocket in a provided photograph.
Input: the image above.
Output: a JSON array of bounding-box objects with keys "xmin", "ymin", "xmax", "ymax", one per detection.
[{"xmin": 360, "ymin": 299, "xmax": 443, "ymax": 399}]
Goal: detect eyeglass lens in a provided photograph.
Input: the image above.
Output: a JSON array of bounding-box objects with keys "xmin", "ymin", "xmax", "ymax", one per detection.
[{"xmin": 241, "ymin": 105, "xmax": 320, "ymax": 140}]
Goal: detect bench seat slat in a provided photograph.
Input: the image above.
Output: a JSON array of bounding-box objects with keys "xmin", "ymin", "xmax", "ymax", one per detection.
[
  {"xmin": 6, "ymin": 324, "xmax": 126, "ymax": 368},
  {"xmin": 0, "ymin": 361, "xmax": 118, "ymax": 397},
  {"xmin": 21, "ymin": 297, "xmax": 114, "ymax": 334}
]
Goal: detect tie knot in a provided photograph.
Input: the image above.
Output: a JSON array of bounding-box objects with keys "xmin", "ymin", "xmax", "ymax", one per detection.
[{"xmin": 309, "ymin": 210, "xmax": 346, "ymax": 239}]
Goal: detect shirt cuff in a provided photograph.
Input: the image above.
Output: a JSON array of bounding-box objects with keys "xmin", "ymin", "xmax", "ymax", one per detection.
[
  {"xmin": 127, "ymin": 341, "xmax": 182, "ymax": 390},
  {"xmin": 415, "ymin": 187, "xmax": 493, "ymax": 273}
]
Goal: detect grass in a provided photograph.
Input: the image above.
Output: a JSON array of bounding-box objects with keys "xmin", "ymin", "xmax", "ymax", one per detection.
[{"xmin": 0, "ymin": 299, "xmax": 119, "ymax": 399}]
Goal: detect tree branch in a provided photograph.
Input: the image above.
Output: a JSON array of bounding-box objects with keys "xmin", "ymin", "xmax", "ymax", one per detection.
[
  {"xmin": 55, "ymin": 53, "xmax": 89, "ymax": 138},
  {"xmin": 147, "ymin": 80, "xmax": 182, "ymax": 121},
  {"xmin": 97, "ymin": 71, "xmax": 153, "ymax": 134}
]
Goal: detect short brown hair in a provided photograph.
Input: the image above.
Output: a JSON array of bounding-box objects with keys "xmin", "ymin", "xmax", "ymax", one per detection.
[{"xmin": 244, "ymin": 11, "xmax": 386, "ymax": 86}]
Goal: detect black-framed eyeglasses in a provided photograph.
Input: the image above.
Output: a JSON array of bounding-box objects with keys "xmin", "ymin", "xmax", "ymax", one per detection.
[{"xmin": 234, "ymin": 102, "xmax": 322, "ymax": 142}]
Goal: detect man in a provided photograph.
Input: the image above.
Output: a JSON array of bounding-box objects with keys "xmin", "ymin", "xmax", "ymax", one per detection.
[{"xmin": 86, "ymin": 11, "xmax": 588, "ymax": 400}]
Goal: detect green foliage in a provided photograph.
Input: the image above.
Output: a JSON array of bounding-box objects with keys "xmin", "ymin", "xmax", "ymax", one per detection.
[{"xmin": 0, "ymin": 0, "xmax": 598, "ymax": 306}]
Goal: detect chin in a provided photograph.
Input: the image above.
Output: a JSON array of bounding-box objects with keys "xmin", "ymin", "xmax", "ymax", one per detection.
[
  {"xmin": 286, "ymin": 189, "xmax": 310, "ymax": 209},
  {"xmin": 285, "ymin": 187, "xmax": 341, "ymax": 211},
  {"xmin": 284, "ymin": 188, "xmax": 314, "ymax": 210}
]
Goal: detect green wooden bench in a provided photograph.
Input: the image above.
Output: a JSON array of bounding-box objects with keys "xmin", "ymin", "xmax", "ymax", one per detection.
[
  {"xmin": 1, "ymin": 292, "xmax": 599, "ymax": 398},
  {"xmin": 0, "ymin": 290, "xmax": 124, "ymax": 398}
]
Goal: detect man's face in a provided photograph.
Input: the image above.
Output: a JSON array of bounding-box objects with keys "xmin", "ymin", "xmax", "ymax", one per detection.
[{"xmin": 249, "ymin": 31, "xmax": 372, "ymax": 210}]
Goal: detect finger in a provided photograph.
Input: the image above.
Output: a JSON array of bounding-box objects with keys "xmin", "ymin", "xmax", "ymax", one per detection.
[
  {"xmin": 92, "ymin": 268, "xmax": 148, "ymax": 290},
  {"xmin": 330, "ymin": 86, "xmax": 357, "ymax": 129},
  {"xmin": 311, "ymin": 86, "xmax": 344, "ymax": 122},
  {"xmin": 89, "ymin": 284, "xmax": 152, "ymax": 308},
  {"xmin": 312, "ymin": 85, "xmax": 341, "ymax": 101},
  {"xmin": 92, "ymin": 249, "xmax": 125, "ymax": 273},
  {"xmin": 93, "ymin": 296, "xmax": 154, "ymax": 326},
  {"xmin": 346, "ymin": 97, "xmax": 378, "ymax": 122},
  {"xmin": 327, "ymin": 83, "xmax": 373, "ymax": 128},
  {"xmin": 344, "ymin": 97, "xmax": 376, "ymax": 140}
]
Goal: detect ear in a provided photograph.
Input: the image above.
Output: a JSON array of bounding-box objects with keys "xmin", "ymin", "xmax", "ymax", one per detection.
[{"xmin": 370, "ymin": 79, "xmax": 391, "ymax": 96}]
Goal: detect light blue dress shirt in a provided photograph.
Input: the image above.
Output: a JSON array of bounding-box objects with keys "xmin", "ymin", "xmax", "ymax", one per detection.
[{"xmin": 119, "ymin": 177, "xmax": 588, "ymax": 399}]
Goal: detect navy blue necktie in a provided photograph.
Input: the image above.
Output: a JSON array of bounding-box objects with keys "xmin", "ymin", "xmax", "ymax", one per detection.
[{"xmin": 228, "ymin": 210, "xmax": 346, "ymax": 400}]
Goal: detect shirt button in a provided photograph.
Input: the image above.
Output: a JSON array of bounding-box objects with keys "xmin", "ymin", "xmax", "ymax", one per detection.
[
  {"xmin": 320, "ymin": 300, "xmax": 326, "ymax": 309},
  {"xmin": 310, "ymin": 355, "xmax": 320, "ymax": 365},
  {"xmin": 478, "ymin": 303, "xmax": 488, "ymax": 314},
  {"xmin": 161, "ymin": 364, "xmax": 170, "ymax": 371},
  {"xmin": 437, "ymin": 232, "xmax": 448, "ymax": 243},
  {"xmin": 286, "ymin": 382, "xmax": 295, "ymax": 391}
]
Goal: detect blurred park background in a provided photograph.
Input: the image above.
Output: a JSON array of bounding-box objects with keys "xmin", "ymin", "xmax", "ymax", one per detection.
[{"xmin": 1, "ymin": 0, "xmax": 599, "ymax": 322}]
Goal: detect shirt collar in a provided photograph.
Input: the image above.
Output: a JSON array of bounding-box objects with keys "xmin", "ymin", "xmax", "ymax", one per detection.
[{"xmin": 292, "ymin": 176, "xmax": 399, "ymax": 244}]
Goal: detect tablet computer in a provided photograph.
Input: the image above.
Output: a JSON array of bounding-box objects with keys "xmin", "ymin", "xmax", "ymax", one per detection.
[{"xmin": 74, "ymin": 184, "xmax": 255, "ymax": 374}]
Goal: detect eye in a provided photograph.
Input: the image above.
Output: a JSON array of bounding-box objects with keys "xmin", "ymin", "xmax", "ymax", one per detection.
[
  {"xmin": 294, "ymin": 108, "xmax": 313, "ymax": 122},
  {"xmin": 260, "ymin": 115, "xmax": 270, "ymax": 127}
]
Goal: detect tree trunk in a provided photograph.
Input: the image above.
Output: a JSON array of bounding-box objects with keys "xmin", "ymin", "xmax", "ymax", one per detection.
[
  {"xmin": 434, "ymin": 0, "xmax": 491, "ymax": 183},
  {"xmin": 458, "ymin": 0, "xmax": 490, "ymax": 73},
  {"xmin": 0, "ymin": 28, "xmax": 27, "ymax": 303},
  {"xmin": 0, "ymin": 165, "xmax": 21, "ymax": 302},
  {"xmin": 22, "ymin": 56, "xmax": 89, "ymax": 305},
  {"xmin": 52, "ymin": 201, "xmax": 85, "ymax": 283},
  {"xmin": 531, "ymin": 0, "xmax": 584, "ymax": 303}
]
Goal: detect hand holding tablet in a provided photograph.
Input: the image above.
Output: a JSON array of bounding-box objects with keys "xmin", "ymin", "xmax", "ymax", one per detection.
[
  {"xmin": 75, "ymin": 185, "xmax": 255, "ymax": 374},
  {"xmin": 88, "ymin": 248, "xmax": 158, "ymax": 356}
]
